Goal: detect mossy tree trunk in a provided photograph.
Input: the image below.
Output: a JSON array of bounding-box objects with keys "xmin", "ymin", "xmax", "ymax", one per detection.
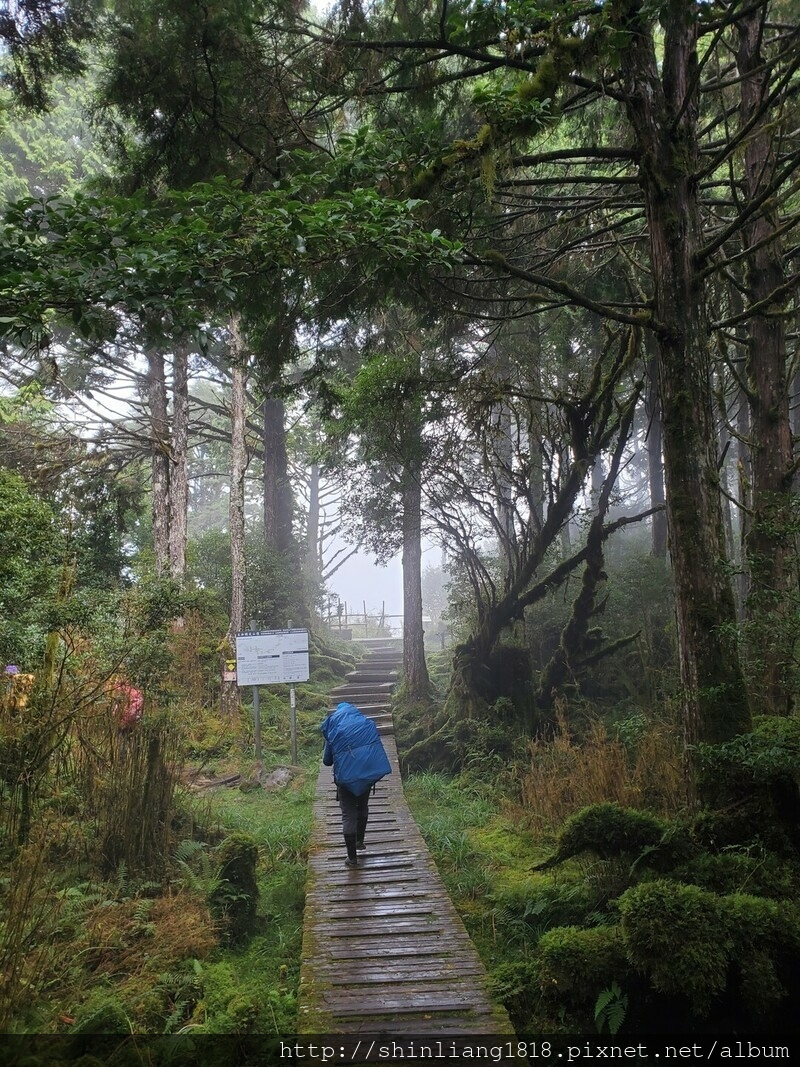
[
  {"xmin": 263, "ymin": 395, "xmax": 294, "ymax": 554},
  {"xmin": 147, "ymin": 346, "xmax": 171, "ymax": 577},
  {"xmin": 644, "ymin": 337, "xmax": 667, "ymax": 559},
  {"xmin": 168, "ymin": 340, "xmax": 190, "ymax": 581},
  {"xmin": 614, "ymin": 0, "xmax": 750, "ymax": 747},
  {"xmin": 450, "ymin": 333, "xmax": 641, "ymax": 714},
  {"xmin": 538, "ymin": 396, "xmax": 639, "ymax": 708},
  {"xmin": 402, "ymin": 471, "xmax": 430, "ymax": 701},
  {"xmin": 223, "ymin": 315, "xmax": 246, "ymax": 717},
  {"xmin": 736, "ymin": 6, "xmax": 796, "ymax": 716}
]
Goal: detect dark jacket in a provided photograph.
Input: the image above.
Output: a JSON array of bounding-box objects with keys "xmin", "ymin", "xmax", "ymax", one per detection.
[{"xmin": 321, "ymin": 701, "xmax": 391, "ymax": 796}]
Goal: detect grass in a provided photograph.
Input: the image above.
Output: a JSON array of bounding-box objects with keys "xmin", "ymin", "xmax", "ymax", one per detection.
[{"xmin": 179, "ymin": 757, "xmax": 318, "ymax": 1033}]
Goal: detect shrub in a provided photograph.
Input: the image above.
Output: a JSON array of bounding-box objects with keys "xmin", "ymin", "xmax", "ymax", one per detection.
[
  {"xmin": 695, "ymin": 716, "xmax": 800, "ymax": 850},
  {"xmin": 674, "ymin": 849, "xmax": 797, "ymax": 898},
  {"xmin": 491, "ymin": 875, "xmax": 601, "ymax": 945},
  {"xmin": 618, "ymin": 880, "xmax": 730, "ymax": 1016},
  {"xmin": 209, "ymin": 832, "xmax": 260, "ymax": 946},
  {"xmin": 536, "ymin": 802, "xmax": 692, "ymax": 874},
  {"xmin": 489, "ymin": 960, "xmax": 541, "ymax": 1030},
  {"xmin": 619, "ymin": 879, "xmax": 800, "ymax": 1024},
  {"xmin": 535, "ymin": 924, "xmax": 630, "ymax": 1020},
  {"xmin": 726, "ymin": 894, "xmax": 800, "ymax": 1020}
]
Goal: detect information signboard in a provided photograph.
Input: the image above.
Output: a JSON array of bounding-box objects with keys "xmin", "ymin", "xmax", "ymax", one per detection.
[{"xmin": 235, "ymin": 629, "xmax": 310, "ymax": 687}]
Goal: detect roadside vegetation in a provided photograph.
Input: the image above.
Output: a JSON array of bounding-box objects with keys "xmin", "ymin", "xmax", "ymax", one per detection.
[{"xmin": 0, "ymin": 574, "xmax": 352, "ymax": 1039}]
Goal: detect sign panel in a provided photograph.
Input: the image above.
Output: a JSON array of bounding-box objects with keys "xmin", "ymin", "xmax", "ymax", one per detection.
[{"xmin": 235, "ymin": 629, "xmax": 310, "ymax": 686}]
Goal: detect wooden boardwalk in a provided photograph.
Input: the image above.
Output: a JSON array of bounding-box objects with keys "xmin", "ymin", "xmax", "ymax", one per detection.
[{"xmin": 298, "ymin": 640, "xmax": 513, "ymax": 1036}]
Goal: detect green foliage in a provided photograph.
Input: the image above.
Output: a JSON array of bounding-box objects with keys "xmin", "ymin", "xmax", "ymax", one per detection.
[
  {"xmin": 490, "ymin": 876, "xmax": 602, "ymax": 946},
  {"xmin": 488, "ymin": 960, "xmax": 541, "ymax": 1028},
  {"xmin": 97, "ymin": 713, "xmax": 187, "ymax": 877},
  {"xmin": 594, "ymin": 981, "xmax": 628, "ymax": 1035},
  {"xmin": 0, "ymin": 0, "xmax": 94, "ymax": 111},
  {"xmin": 70, "ymin": 991, "xmax": 132, "ymax": 1034},
  {"xmin": 725, "ymin": 893, "xmax": 800, "ymax": 1018},
  {"xmin": 618, "ymin": 880, "xmax": 729, "ymax": 1015},
  {"xmin": 0, "ymin": 71, "xmax": 105, "ymax": 202},
  {"xmin": 673, "ymin": 847, "xmax": 797, "ymax": 898},
  {"xmin": 0, "ymin": 179, "xmax": 460, "ymax": 348},
  {"xmin": 697, "ymin": 714, "xmax": 800, "ymax": 786},
  {"xmin": 243, "ymin": 534, "xmax": 300, "ymax": 630},
  {"xmin": 0, "ymin": 466, "xmax": 61, "ymax": 665},
  {"xmin": 618, "ymin": 879, "xmax": 800, "ymax": 1023},
  {"xmin": 694, "ymin": 716, "xmax": 800, "ymax": 850}
]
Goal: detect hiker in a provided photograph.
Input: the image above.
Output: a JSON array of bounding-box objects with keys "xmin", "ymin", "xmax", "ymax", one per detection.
[
  {"xmin": 321, "ymin": 701, "xmax": 391, "ymax": 869},
  {"xmin": 110, "ymin": 677, "xmax": 144, "ymax": 732}
]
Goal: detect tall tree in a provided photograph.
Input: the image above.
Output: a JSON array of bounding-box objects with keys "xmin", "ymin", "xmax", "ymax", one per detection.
[
  {"xmin": 315, "ymin": 0, "xmax": 800, "ymax": 747},
  {"xmin": 733, "ymin": 3, "xmax": 799, "ymax": 714},
  {"xmin": 610, "ymin": 0, "xmax": 749, "ymax": 745}
]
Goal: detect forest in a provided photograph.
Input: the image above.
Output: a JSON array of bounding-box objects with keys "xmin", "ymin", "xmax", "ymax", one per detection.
[{"xmin": 1, "ymin": 0, "xmax": 800, "ymax": 1051}]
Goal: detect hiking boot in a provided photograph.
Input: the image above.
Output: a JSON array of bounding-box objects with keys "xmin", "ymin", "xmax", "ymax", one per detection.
[
  {"xmin": 356, "ymin": 841, "xmax": 367, "ymax": 854},
  {"xmin": 344, "ymin": 857, "xmax": 359, "ymax": 868}
]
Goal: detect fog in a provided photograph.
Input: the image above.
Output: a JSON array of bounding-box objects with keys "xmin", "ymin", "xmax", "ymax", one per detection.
[{"xmin": 329, "ymin": 551, "xmax": 404, "ymax": 620}]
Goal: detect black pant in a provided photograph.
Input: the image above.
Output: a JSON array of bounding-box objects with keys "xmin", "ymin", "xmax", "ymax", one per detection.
[{"xmin": 337, "ymin": 783, "xmax": 370, "ymax": 838}]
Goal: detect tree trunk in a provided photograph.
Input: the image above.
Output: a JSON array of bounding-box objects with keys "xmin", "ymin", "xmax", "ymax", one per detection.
[
  {"xmin": 645, "ymin": 338, "xmax": 668, "ymax": 558},
  {"xmin": 263, "ymin": 396, "xmax": 293, "ymax": 554},
  {"xmin": 736, "ymin": 6, "xmax": 795, "ymax": 715},
  {"xmin": 223, "ymin": 316, "xmax": 248, "ymax": 716},
  {"xmin": 737, "ymin": 380, "xmax": 753, "ymax": 614},
  {"xmin": 487, "ymin": 332, "xmax": 516, "ymax": 566},
  {"xmin": 616, "ymin": 0, "xmax": 750, "ymax": 747},
  {"xmin": 402, "ymin": 470, "xmax": 430, "ymax": 701},
  {"xmin": 146, "ymin": 348, "xmax": 170, "ymax": 577},
  {"xmin": 168, "ymin": 341, "xmax": 190, "ymax": 580},
  {"xmin": 305, "ymin": 459, "xmax": 322, "ymax": 586},
  {"xmin": 229, "ymin": 345, "xmax": 247, "ymax": 636}
]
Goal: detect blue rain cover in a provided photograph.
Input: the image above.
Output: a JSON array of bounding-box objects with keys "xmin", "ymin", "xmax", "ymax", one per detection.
[{"xmin": 321, "ymin": 701, "xmax": 392, "ymax": 796}]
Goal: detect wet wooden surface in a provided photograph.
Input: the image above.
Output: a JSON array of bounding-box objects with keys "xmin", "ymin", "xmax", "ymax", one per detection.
[{"xmin": 298, "ymin": 641, "xmax": 513, "ymax": 1035}]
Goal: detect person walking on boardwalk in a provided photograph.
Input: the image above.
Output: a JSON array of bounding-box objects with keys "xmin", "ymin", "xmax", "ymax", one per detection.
[{"xmin": 321, "ymin": 701, "xmax": 391, "ymax": 869}]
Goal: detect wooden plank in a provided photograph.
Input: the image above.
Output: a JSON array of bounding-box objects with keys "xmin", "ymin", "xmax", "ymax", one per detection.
[
  {"xmin": 315, "ymin": 963, "xmax": 487, "ymax": 982},
  {"xmin": 307, "ymin": 937, "xmax": 448, "ymax": 958},
  {"xmin": 316, "ymin": 993, "xmax": 481, "ymax": 1015}
]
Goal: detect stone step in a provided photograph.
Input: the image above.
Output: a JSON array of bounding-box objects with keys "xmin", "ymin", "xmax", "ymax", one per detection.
[
  {"xmin": 346, "ymin": 670, "xmax": 399, "ymax": 684},
  {"xmin": 331, "ymin": 688, "xmax": 393, "ymax": 702},
  {"xmin": 328, "ymin": 703, "xmax": 392, "ymax": 716},
  {"xmin": 332, "ymin": 679, "xmax": 394, "ymax": 690}
]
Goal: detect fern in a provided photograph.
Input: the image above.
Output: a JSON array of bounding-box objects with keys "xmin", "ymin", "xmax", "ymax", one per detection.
[
  {"xmin": 595, "ymin": 981, "xmax": 628, "ymax": 1035},
  {"xmin": 174, "ymin": 839, "xmax": 208, "ymax": 864},
  {"xmin": 133, "ymin": 897, "xmax": 154, "ymax": 924},
  {"xmin": 172, "ymin": 839, "xmax": 222, "ymax": 896}
]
